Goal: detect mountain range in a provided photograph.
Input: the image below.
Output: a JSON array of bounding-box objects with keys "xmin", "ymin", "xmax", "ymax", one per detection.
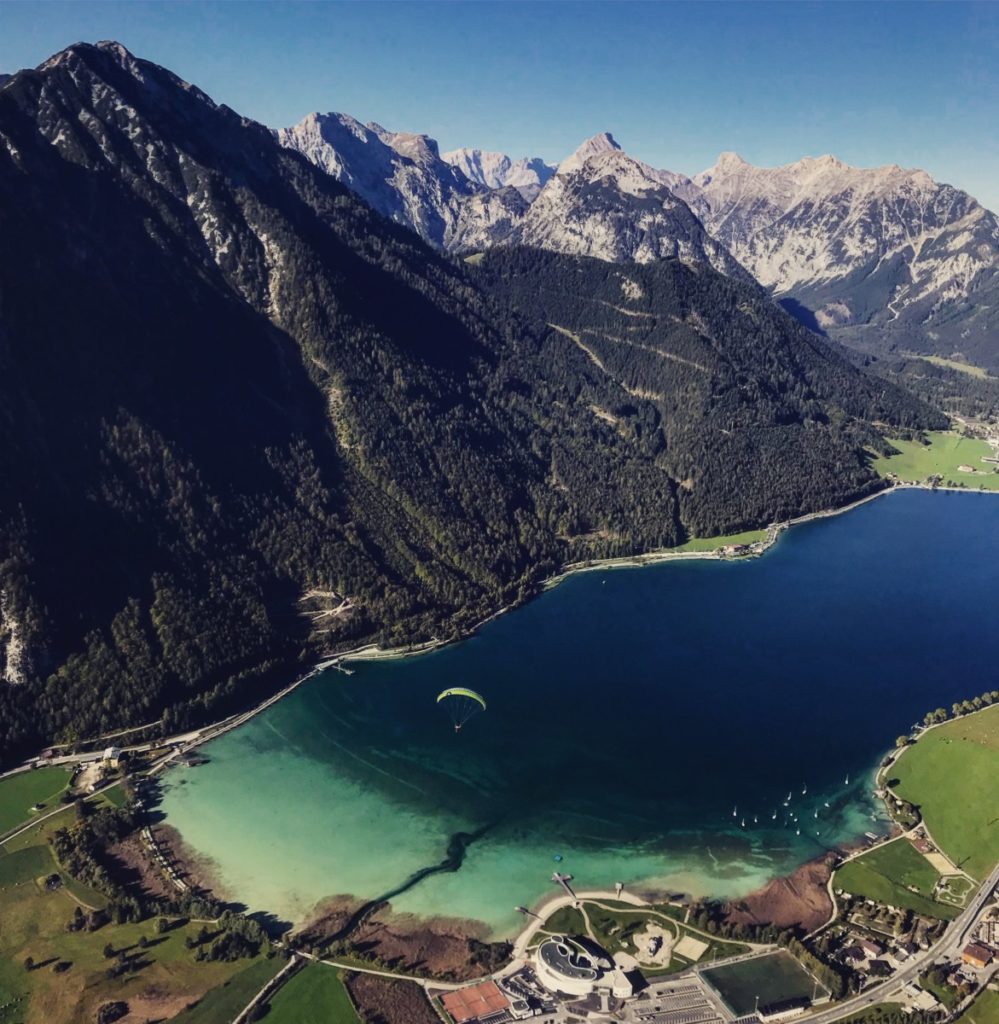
[
  {"xmin": 0, "ymin": 41, "xmax": 941, "ymax": 758},
  {"xmin": 280, "ymin": 119, "xmax": 999, "ymax": 372}
]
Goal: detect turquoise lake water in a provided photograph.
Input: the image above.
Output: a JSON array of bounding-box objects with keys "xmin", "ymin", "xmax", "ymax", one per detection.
[{"xmin": 159, "ymin": 489, "xmax": 999, "ymax": 937}]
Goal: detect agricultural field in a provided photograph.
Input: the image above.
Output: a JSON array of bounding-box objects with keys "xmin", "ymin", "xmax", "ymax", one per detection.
[
  {"xmin": 174, "ymin": 958, "xmax": 284, "ymax": 1024},
  {"xmin": 0, "ymin": 796, "xmax": 276, "ymax": 1024},
  {"xmin": 892, "ymin": 705, "xmax": 999, "ymax": 879},
  {"xmin": 834, "ymin": 839, "xmax": 958, "ymax": 920},
  {"xmin": 0, "ymin": 768, "xmax": 73, "ymax": 835},
  {"xmin": 260, "ymin": 964, "xmax": 359, "ymax": 1024},
  {"xmin": 871, "ymin": 431, "xmax": 999, "ymax": 490},
  {"xmin": 702, "ymin": 950, "xmax": 823, "ymax": 1017}
]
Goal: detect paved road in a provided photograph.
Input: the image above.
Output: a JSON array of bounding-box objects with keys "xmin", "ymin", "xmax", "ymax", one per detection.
[{"xmin": 804, "ymin": 861, "xmax": 999, "ymax": 1024}]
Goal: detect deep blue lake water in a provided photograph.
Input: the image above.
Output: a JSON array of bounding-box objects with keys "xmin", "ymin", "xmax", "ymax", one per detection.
[{"xmin": 160, "ymin": 489, "xmax": 999, "ymax": 935}]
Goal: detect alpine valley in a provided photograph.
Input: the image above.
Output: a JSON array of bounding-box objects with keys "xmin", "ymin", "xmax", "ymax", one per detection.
[
  {"xmin": 1, "ymin": 37, "xmax": 993, "ymax": 776},
  {"xmin": 4, "ymin": 9, "xmax": 999, "ymax": 1024}
]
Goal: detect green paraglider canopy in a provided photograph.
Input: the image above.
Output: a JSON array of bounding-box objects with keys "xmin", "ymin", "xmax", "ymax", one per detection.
[{"xmin": 437, "ymin": 688, "xmax": 487, "ymax": 731}]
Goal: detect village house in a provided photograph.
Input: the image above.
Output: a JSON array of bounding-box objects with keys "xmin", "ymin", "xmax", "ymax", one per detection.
[
  {"xmin": 101, "ymin": 746, "xmax": 126, "ymax": 769},
  {"xmin": 962, "ymin": 943, "xmax": 994, "ymax": 969}
]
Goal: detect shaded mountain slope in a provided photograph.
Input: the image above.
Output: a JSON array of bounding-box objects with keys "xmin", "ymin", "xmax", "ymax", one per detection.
[
  {"xmin": 474, "ymin": 248, "xmax": 943, "ymax": 532},
  {"xmin": 0, "ymin": 42, "xmax": 941, "ymax": 760}
]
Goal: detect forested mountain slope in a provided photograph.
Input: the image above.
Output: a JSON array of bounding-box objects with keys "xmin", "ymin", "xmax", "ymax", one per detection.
[
  {"xmin": 0, "ymin": 42, "xmax": 942, "ymax": 761},
  {"xmin": 474, "ymin": 249, "xmax": 942, "ymax": 531}
]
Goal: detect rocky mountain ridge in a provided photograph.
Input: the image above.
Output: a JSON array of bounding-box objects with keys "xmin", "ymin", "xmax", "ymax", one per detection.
[
  {"xmin": 280, "ymin": 113, "xmax": 999, "ymax": 368},
  {"xmin": 0, "ymin": 40, "xmax": 939, "ymax": 756},
  {"xmin": 441, "ymin": 146, "xmax": 554, "ymax": 194},
  {"xmin": 687, "ymin": 151, "xmax": 999, "ymax": 367},
  {"xmin": 275, "ymin": 111, "xmax": 482, "ymax": 247}
]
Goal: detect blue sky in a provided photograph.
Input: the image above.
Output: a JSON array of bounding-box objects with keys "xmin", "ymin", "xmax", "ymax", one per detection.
[{"xmin": 2, "ymin": 0, "xmax": 998, "ymax": 209}]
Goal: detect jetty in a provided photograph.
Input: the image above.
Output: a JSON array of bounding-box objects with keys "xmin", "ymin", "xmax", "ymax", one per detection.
[{"xmin": 552, "ymin": 871, "xmax": 578, "ymax": 903}]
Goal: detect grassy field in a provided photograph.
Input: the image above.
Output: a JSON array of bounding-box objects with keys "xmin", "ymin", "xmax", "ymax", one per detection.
[
  {"xmin": 702, "ymin": 951, "xmax": 823, "ymax": 1016},
  {"xmin": 834, "ymin": 839, "xmax": 958, "ymax": 920},
  {"xmin": 938, "ymin": 874, "xmax": 976, "ymax": 906},
  {"xmin": 871, "ymin": 431, "xmax": 999, "ymax": 489},
  {"xmin": 916, "ymin": 355, "xmax": 994, "ymax": 380},
  {"xmin": 0, "ymin": 768, "xmax": 73, "ymax": 835},
  {"xmin": 893, "ymin": 705, "xmax": 999, "ymax": 879},
  {"xmin": 543, "ymin": 905, "xmax": 585, "ymax": 935},
  {"xmin": 261, "ymin": 964, "xmax": 359, "ymax": 1024},
  {"xmin": 674, "ymin": 529, "xmax": 767, "ymax": 552},
  {"xmin": 955, "ymin": 987, "xmax": 999, "ymax": 1024},
  {"xmin": 174, "ymin": 957, "xmax": 284, "ymax": 1024},
  {"xmin": 0, "ymin": 791, "xmax": 276, "ymax": 1024}
]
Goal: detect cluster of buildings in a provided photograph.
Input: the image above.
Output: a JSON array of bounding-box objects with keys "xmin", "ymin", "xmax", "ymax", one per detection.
[
  {"xmin": 839, "ymin": 935, "xmax": 921, "ymax": 978},
  {"xmin": 441, "ymin": 934, "xmax": 639, "ymax": 1024}
]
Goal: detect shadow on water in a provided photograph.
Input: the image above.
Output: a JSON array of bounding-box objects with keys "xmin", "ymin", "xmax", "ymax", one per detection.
[{"xmin": 324, "ymin": 822, "xmax": 496, "ymax": 943}]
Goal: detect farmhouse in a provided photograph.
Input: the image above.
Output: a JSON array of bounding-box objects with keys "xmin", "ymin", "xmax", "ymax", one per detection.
[{"xmin": 962, "ymin": 943, "xmax": 993, "ymax": 969}]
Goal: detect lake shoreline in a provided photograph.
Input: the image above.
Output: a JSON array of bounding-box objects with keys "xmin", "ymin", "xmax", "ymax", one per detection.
[
  {"xmin": 334, "ymin": 484, "xmax": 897, "ymax": 670},
  {"xmin": 336, "ymin": 481, "xmax": 999, "ymax": 670},
  {"xmin": 150, "ymin": 483, "xmax": 999, "ymax": 961}
]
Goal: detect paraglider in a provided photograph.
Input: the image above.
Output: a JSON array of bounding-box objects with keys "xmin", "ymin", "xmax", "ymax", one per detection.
[{"xmin": 437, "ymin": 687, "xmax": 487, "ymax": 732}]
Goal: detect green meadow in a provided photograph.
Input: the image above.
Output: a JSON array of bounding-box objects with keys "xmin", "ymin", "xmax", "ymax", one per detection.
[
  {"xmin": 260, "ymin": 964, "xmax": 360, "ymax": 1024},
  {"xmin": 834, "ymin": 839, "xmax": 957, "ymax": 920},
  {"xmin": 892, "ymin": 705, "xmax": 999, "ymax": 879},
  {"xmin": 674, "ymin": 528, "xmax": 768, "ymax": 552},
  {"xmin": 871, "ymin": 431, "xmax": 999, "ymax": 490},
  {"xmin": 0, "ymin": 793, "xmax": 277, "ymax": 1024},
  {"xmin": 0, "ymin": 767, "xmax": 73, "ymax": 835}
]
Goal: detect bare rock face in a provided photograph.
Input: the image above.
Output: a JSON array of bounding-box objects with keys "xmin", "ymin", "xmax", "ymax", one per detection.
[
  {"xmin": 501, "ymin": 145, "xmax": 749, "ymax": 280},
  {"xmin": 690, "ymin": 153, "xmax": 999, "ymax": 367},
  {"xmin": 441, "ymin": 147, "xmax": 554, "ymax": 192},
  {"xmin": 284, "ymin": 124, "xmax": 752, "ymax": 283},
  {"xmin": 0, "ymin": 590, "xmax": 30, "ymax": 685},
  {"xmin": 276, "ymin": 112, "xmax": 483, "ymax": 247}
]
